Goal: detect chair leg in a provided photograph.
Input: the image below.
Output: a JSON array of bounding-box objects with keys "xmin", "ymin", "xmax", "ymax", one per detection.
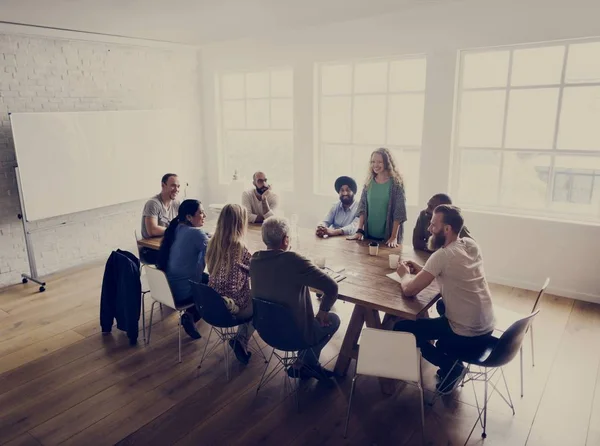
[
  {"xmin": 419, "ymin": 383, "xmax": 425, "ymax": 445},
  {"xmin": 482, "ymin": 368, "xmax": 488, "ymax": 439},
  {"xmin": 146, "ymin": 301, "xmax": 156, "ymax": 346},
  {"xmin": 530, "ymin": 325, "xmax": 535, "ymax": 367},
  {"xmin": 141, "ymin": 292, "xmax": 146, "ymax": 344},
  {"xmin": 501, "ymin": 367, "xmax": 516, "ymax": 415},
  {"xmin": 198, "ymin": 327, "xmax": 214, "ymax": 369},
  {"xmin": 256, "ymin": 349, "xmax": 275, "ymax": 395},
  {"xmin": 178, "ymin": 311, "xmax": 183, "ymax": 363},
  {"xmin": 344, "ymin": 375, "xmax": 358, "ymax": 438},
  {"xmin": 223, "ymin": 330, "xmax": 230, "ymax": 381},
  {"xmin": 520, "ymin": 346, "xmax": 524, "ymax": 397}
]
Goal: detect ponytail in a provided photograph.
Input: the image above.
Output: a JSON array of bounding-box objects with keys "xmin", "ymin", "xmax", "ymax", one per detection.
[{"xmin": 156, "ymin": 199, "xmax": 201, "ymax": 271}]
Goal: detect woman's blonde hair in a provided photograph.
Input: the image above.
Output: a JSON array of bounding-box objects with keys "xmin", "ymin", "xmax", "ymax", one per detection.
[
  {"xmin": 364, "ymin": 147, "xmax": 404, "ymax": 188},
  {"xmin": 206, "ymin": 204, "xmax": 248, "ymax": 276}
]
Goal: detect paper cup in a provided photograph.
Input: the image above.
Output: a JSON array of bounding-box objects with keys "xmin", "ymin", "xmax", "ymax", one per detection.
[
  {"xmin": 388, "ymin": 254, "xmax": 399, "ymax": 269},
  {"xmin": 368, "ymin": 243, "xmax": 379, "ymax": 256}
]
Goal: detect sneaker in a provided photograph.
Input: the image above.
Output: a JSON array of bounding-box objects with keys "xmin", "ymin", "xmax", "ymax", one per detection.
[
  {"xmin": 436, "ymin": 366, "xmax": 467, "ymax": 395},
  {"xmin": 180, "ymin": 313, "xmax": 201, "ymax": 340},
  {"xmin": 229, "ymin": 339, "xmax": 251, "ymax": 365}
]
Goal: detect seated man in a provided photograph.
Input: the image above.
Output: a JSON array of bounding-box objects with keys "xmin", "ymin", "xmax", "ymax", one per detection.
[
  {"xmin": 250, "ymin": 216, "xmax": 340, "ymax": 380},
  {"xmin": 139, "ymin": 173, "xmax": 181, "ymax": 264},
  {"xmin": 394, "ymin": 205, "xmax": 495, "ymax": 394},
  {"xmin": 413, "ymin": 193, "xmax": 471, "ymax": 252},
  {"xmin": 241, "ymin": 171, "xmax": 279, "ymax": 224},
  {"xmin": 316, "ymin": 176, "xmax": 359, "ymax": 238}
]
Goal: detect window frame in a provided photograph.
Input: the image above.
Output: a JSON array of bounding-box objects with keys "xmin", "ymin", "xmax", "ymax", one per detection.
[{"xmin": 451, "ymin": 38, "xmax": 600, "ymax": 222}]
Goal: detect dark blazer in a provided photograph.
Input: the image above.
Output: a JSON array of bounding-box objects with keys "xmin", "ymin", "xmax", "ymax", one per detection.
[{"xmin": 100, "ymin": 249, "xmax": 142, "ymax": 345}]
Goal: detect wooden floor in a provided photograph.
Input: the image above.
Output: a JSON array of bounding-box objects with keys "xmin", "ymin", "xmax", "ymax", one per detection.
[{"xmin": 1, "ymin": 263, "xmax": 600, "ymax": 446}]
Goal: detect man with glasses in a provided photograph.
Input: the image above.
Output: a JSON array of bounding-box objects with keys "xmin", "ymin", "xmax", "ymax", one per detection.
[{"xmin": 242, "ymin": 171, "xmax": 279, "ymax": 224}]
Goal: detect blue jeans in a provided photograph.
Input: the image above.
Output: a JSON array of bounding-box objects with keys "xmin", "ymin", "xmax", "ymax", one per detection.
[{"xmin": 301, "ymin": 313, "xmax": 341, "ymax": 367}]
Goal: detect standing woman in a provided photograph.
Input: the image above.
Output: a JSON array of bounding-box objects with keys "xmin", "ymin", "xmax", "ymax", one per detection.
[
  {"xmin": 348, "ymin": 148, "xmax": 407, "ymax": 248},
  {"xmin": 206, "ymin": 204, "xmax": 255, "ymax": 364},
  {"xmin": 157, "ymin": 199, "xmax": 209, "ymax": 340}
]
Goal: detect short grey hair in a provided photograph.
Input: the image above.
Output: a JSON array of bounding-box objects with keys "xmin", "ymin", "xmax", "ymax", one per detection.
[{"xmin": 262, "ymin": 216, "xmax": 290, "ymax": 249}]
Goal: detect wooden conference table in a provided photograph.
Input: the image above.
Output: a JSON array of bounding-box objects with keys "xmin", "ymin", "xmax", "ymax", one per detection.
[{"xmin": 138, "ymin": 224, "xmax": 440, "ymax": 382}]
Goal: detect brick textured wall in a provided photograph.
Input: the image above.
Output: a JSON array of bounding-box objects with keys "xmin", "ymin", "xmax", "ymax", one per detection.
[{"xmin": 0, "ymin": 33, "xmax": 200, "ymax": 287}]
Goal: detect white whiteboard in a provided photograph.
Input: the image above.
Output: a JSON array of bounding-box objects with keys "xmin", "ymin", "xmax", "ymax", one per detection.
[{"xmin": 10, "ymin": 110, "xmax": 191, "ymax": 221}]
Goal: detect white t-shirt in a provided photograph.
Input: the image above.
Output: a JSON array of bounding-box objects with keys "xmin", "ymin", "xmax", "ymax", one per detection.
[{"xmin": 423, "ymin": 237, "xmax": 495, "ymax": 337}]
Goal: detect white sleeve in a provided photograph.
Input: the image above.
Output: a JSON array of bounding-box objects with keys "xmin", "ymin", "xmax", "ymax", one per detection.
[
  {"xmin": 423, "ymin": 250, "xmax": 446, "ymax": 277},
  {"xmin": 241, "ymin": 191, "xmax": 258, "ymax": 223}
]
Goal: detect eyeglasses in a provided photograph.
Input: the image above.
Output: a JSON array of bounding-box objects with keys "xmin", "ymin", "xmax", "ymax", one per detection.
[{"xmin": 256, "ymin": 178, "xmax": 268, "ymax": 184}]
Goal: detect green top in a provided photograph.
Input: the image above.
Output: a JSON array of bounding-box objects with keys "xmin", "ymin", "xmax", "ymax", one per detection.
[{"xmin": 366, "ymin": 179, "xmax": 391, "ymax": 239}]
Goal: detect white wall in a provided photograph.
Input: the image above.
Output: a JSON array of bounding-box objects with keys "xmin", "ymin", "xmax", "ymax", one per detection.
[
  {"xmin": 199, "ymin": 0, "xmax": 600, "ymax": 302},
  {"xmin": 0, "ymin": 26, "xmax": 202, "ymax": 287}
]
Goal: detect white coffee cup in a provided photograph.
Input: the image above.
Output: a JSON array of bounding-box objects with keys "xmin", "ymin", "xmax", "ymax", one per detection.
[
  {"xmin": 314, "ymin": 256, "xmax": 326, "ymax": 268},
  {"xmin": 368, "ymin": 242, "xmax": 379, "ymax": 256},
  {"xmin": 389, "ymin": 254, "xmax": 400, "ymax": 269}
]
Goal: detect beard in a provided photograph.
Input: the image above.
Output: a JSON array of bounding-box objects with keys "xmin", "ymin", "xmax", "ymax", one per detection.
[
  {"xmin": 256, "ymin": 186, "xmax": 268, "ymax": 195},
  {"xmin": 340, "ymin": 196, "xmax": 354, "ymax": 205},
  {"xmin": 427, "ymin": 231, "xmax": 446, "ymax": 251}
]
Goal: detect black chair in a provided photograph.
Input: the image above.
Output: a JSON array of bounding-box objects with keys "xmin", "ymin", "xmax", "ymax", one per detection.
[
  {"xmin": 252, "ymin": 297, "xmax": 322, "ymax": 410},
  {"xmin": 434, "ymin": 310, "xmax": 540, "ymax": 445},
  {"xmin": 191, "ymin": 281, "xmax": 265, "ymax": 380}
]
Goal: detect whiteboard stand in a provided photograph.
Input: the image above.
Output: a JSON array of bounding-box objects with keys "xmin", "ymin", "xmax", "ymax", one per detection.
[{"xmin": 15, "ymin": 167, "xmax": 46, "ymax": 292}]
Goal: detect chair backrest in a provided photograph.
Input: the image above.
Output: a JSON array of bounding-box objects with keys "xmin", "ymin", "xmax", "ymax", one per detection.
[
  {"xmin": 252, "ymin": 297, "xmax": 311, "ymax": 352},
  {"xmin": 190, "ymin": 281, "xmax": 240, "ymax": 328},
  {"xmin": 144, "ymin": 265, "xmax": 177, "ymax": 309},
  {"xmin": 531, "ymin": 277, "xmax": 550, "ymax": 313},
  {"xmin": 357, "ymin": 328, "xmax": 421, "ymax": 383},
  {"xmin": 482, "ymin": 310, "xmax": 540, "ymax": 368}
]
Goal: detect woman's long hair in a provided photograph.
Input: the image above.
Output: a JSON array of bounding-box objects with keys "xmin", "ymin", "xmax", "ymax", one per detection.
[
  {"xmin": 364, "ymin": 147, "xmax": 404, "ymax": 189},
  {"xmin": 157, "ymin": 199, "xmax": 201, "ymax": 271},
  {"xmin": 206, "ymin": 204, "xmax": 248, "ymax": 277}
]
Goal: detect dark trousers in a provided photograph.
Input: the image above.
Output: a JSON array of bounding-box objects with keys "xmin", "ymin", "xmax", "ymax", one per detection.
[{"xmin": 393, "ymin": 317, "xmax": 492, "ymax": 372}]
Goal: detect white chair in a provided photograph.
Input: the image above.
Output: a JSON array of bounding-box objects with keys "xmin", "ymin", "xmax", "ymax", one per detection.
[
  {"xmin": 134, "ymin": 230, "xmax": 152, "ymax": 343},
  {"xmin": 344, "ymin": 328, "xmax": 425, "ymax": 442},
  {"xmin": 144, "ymin": 265, "xmax": 195, "ymax": 363},
  {"xmin": 493, "ymin": 277, "xmax": 549, "ymax": 397}
]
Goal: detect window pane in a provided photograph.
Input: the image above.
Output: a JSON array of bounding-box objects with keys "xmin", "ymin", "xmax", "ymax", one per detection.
[
  {"xmin": 566, "ymin": 42, "xmax": 600, "ymax": 84},
  {"xmin": 222, "ymin": 100, "xmax": 245, "ymax": 129},
  {"xmin": 458, "ymin": 150, "xmax": 501, "ymax": 204},
  {"xmin": 270, "ymin": 99, "xmax": 293, "ymax": 129},
  {"xmin": 352, "ymin": 95, "xmax": 386, "ymax": 145},
  {"xmin": 351, "ymin": 146, "xmax": 375, "ymax": 184},
  {"xmin": 389, "ymin": 58, "xmax": 426, "ymax": 92},
  {"xmin": 500, "ymin": 152, "xmax": 550, "ymax": 209},
  {"xmin": 505, "ymin": 88, "xmax": 559, "ymax": 149},
  {"xmin": 223, "ymin": 130, "xmax": 252, "ymax": 180},
  {"xmin": 321, "ymin": 64, "xmax": 352, "ymax": 95},
  {"xmin": 387, "ymin": 93, "xmax": 425, "ymax": 146},
  {"xmin": 557, "ymin": 86, "xmax": 600, "ymax": 150},
  {"xmin": 551, "ymin": 155, "xmax": 600, "ymax": 215},
  {"xmin": 221, "ymin": 73, "xmax": 245, "ymax": 99},
  {"xmin": 246, "ymin": 99, "xmax": 270, "ymax": 129},
  {"xmin": 511, "ymin": 46, "xmax": 565, "ymax": 86},
  {"xmin": 265, "ymin": 131, "xmax": 294, "ymax": 190},
  {"xmin": 319, "ymin": 145, "xmax": 353, "ymax": 195},
  {"xmin": 354, "ymin": 61, "xmax": 388, "ymax": 94},
  {"xmin": 390, "ymin": 149, "xmax": 420, "ymax": 205},
  {"xmin": 462, "ymin": 51, "xmax": 509, "ymax": 89},
  {"xmin": 246, "ymin": 72, "xmax": 269, "ymax": 98},
  {"xmin": 321, "ymin": 97, "xmax": 352, "ymax": 143},
  {"xmin": 271, "ymin": 69, "xmax": 293, "ymax": 97},
  {"xmin": 458, "ymin": 90, "xmax": 506, "ymax": 148}
]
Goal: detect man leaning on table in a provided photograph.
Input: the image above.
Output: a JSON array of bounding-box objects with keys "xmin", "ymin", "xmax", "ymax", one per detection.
[
  {"xmin": 393, "ymin": 205, "xmax": 495, "ymax": 394},
  {"xmin": 241, "ymin": 171, "xmax": 279, "ymax": 224},
  {"xmin": 250, "ymin": 216, "xmax": 340, "ymax": 381},
  {"xmin": 316, "ymin": 176, "xmax": 359, "ymax": 238},
  {"xmin": 139, "ymin": 173, "xmax": 181, "ymax": 264}
]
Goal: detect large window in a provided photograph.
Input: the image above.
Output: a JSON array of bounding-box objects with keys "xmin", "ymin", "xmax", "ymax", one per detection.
[
  {"xmin": 453, "ymin": 40, "xmax": 600, "ymax": 221},
  {"xmin": 314, "ymin": 56, "xmax": 427, "ymax": 203},
  {"xmin": 216, "ymin": 68, "xmax": 294, "ymax": 190}
]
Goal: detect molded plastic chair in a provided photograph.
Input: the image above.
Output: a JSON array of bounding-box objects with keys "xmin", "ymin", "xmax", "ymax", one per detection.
[
  {"xmin": 343, "ymin": 328, "xmax": 425, "ymax": 443},
  {"xmin": 144, "ymin": 265, "xmax": 195, "ymax": 363},
  {"xmin": 191, "ymin": 281, "xmax": 265, "ymax": 380},
  {"xmin": 435, "ymin": 310, "xmax": 540, "ymax": 445}
]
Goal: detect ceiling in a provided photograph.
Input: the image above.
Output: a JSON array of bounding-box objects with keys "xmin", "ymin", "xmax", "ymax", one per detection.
[{"xmin": 0, "ymin": 0, "xmax": 452, "ymax": 45}]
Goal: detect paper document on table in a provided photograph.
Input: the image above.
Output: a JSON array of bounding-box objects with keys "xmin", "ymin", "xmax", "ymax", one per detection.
[{"xmin": 386, "ymin": 272, "xmax": 413, "ymax": 284}]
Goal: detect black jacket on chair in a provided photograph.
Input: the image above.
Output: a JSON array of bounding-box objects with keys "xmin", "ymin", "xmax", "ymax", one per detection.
[{"xmin": 100, "ymin": 249, "xmax": 142, "ymax": 345}]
